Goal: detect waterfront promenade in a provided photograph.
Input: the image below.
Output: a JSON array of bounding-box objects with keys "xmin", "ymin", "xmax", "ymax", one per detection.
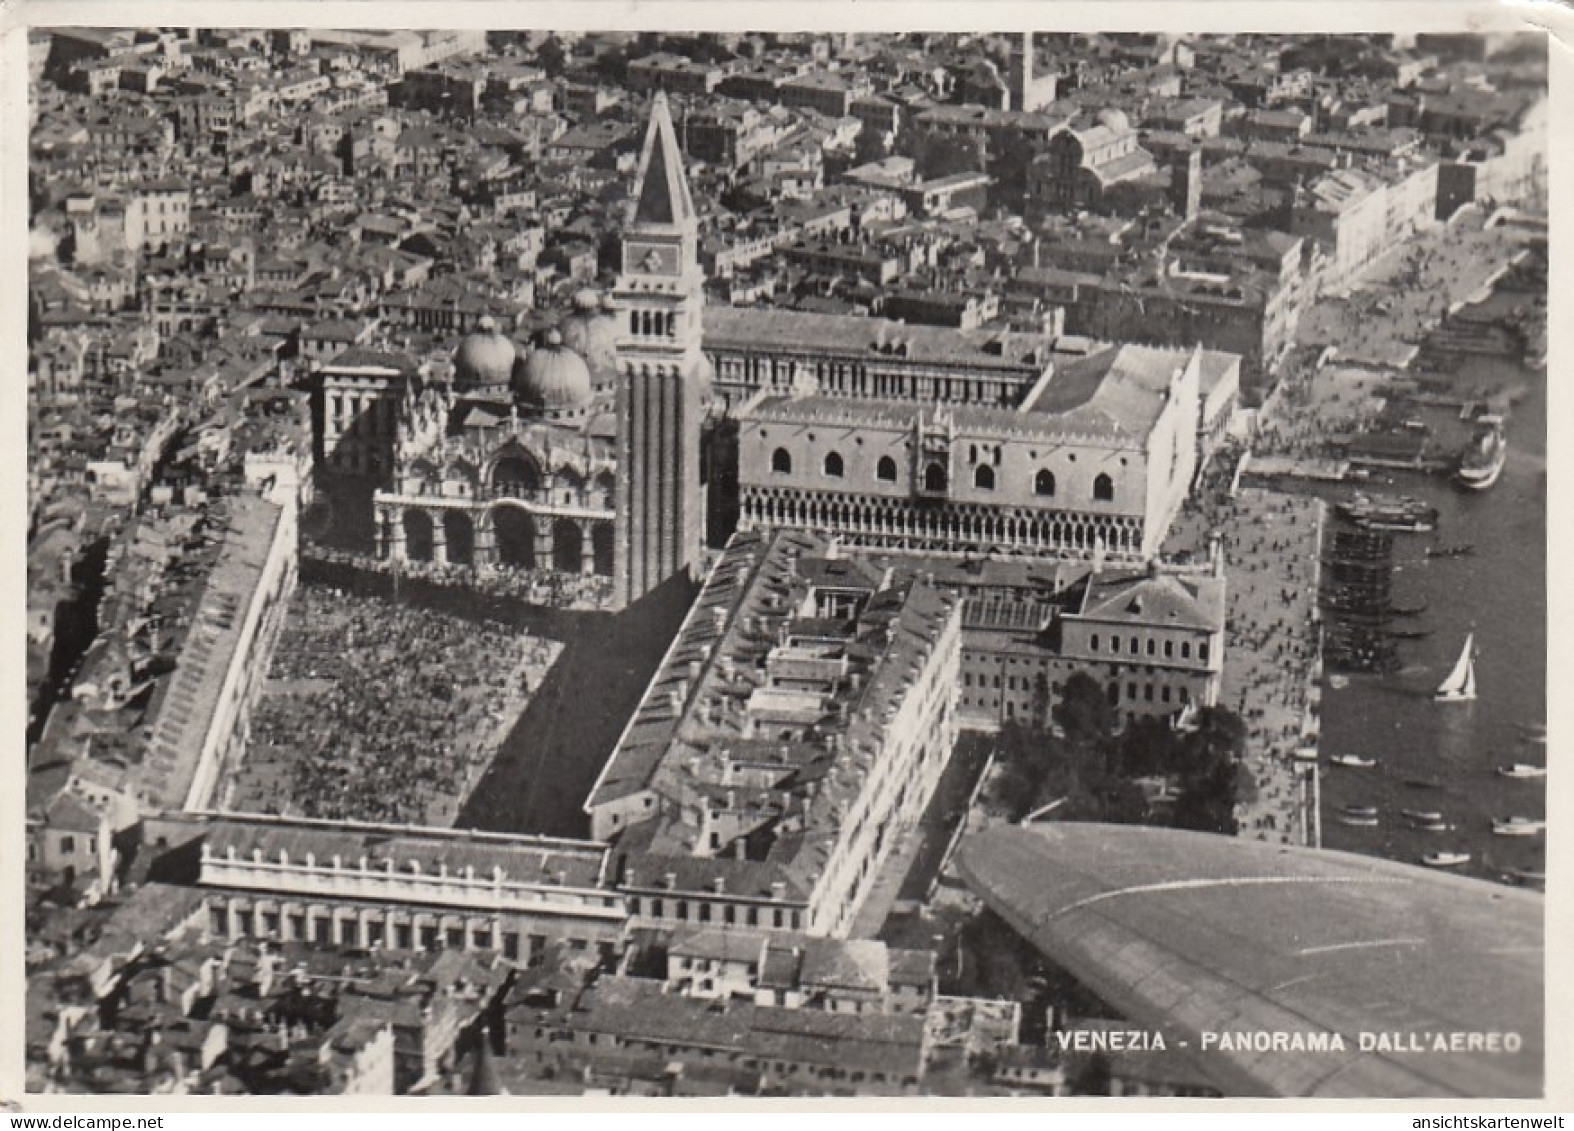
[
  {"xmin": 1256, "ymin": 206, "xmax": 1536, "ymax": 461},
  {"xmin": 1168, "ymin": 485, "xmax": 1323, "ymax": 844}
]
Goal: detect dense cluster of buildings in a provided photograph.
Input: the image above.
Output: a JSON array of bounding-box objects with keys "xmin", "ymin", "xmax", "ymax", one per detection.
[{"xmin": 26, "ymin": 26, "xmax": 1545, "ymax": 1097}]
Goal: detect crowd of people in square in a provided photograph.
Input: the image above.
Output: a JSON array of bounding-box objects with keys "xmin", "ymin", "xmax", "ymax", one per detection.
[
  {"xmin": 305, "ymin": 546, "xmax": 617, "ymax": 611},
  {"xmin": 226, "ymin": 584, "xmax": 561, "ymax": 826}
]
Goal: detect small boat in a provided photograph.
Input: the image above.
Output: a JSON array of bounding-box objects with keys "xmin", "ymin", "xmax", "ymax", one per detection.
[
  {"xmin": 1491, "ymin": 816, "xmax": 1545, "ymax": 837},
  {"xmin": 1341, "ymin": 804, "xmax": 1379, "ymax": 818},
  {"xmin": 1497, "ymin": 763, "xmax": 1547, "ymax": 780},
  {"xmin": 1403, "ymin": 777, "xmax": 1442, "ymax": 790},
  {"xmin": 1421, "ymin": 851, "xmax": 1471, "ymax": 867},
  {"xmin": 1336, "ymin": 812, "xmax": 1379, "ymax": 827},
  {"xmin": 1389, "ymin": 598, "xmax": 1428, "ymax": 616},
  {"xmin": 1519, "ymin": 733, "xmax": 1547, "ymax": 747},
  {"xmin": 1503, "ymin": 866, "xmax": 1546, "ymax": 885},
  {"xmin": 1434, "ymin": 633, "xmax": 1477, "ymax": 702},
  {"xmin": 1328, "ymin": 674, "xmax": 1350, "ymax": 690},
  {"xmin": 1416, "ymin": 820, "xmax": 1454, "ymax": 833},
  {"xmin": 1330, "ymin": 754, "xmax": 1377, "ymax": 768},
  {"xmin": 1516, "ymin": 721, "xmax": 1547, "ymax": 738},
  {"xmin": 1400, "ymin": 809, "xmax": 1443, "ymax": 823},
  {"xmin": 1425, "ymin": 544, "xmax": 1475, "ymax": 559},
  {"xmin": 1386, "ymin": 626, "xmax": 1432, "ymax": 640}
]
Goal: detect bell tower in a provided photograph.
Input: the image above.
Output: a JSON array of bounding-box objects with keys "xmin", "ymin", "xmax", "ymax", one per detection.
[{"xmin": 613, "ymin": 93, "xmax": 706, "ymax": 609}]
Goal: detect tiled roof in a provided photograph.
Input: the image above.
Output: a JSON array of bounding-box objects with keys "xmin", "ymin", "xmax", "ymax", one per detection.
[{"xmin": 1075, "ymin": 568, "xmax": 1225, "ymax": 632}]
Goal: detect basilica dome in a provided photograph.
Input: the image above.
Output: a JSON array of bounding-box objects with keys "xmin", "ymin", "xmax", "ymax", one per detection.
[
  {"xmin": 452, "ymin": 316, "xmax": 518, "ymax": 393},
  {"xmin": 558, "ymin": 289, "xmax": 620, "ymax": 390},
  {"xmin": 1095, "ymin": 108, "xmax": 1130, "ymax": 134},
  {"xmin": 514, "ymin": 328, "xmax": 594, "ymax": 410}
]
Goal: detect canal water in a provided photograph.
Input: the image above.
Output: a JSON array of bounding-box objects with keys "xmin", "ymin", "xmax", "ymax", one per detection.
[{"xmin": 1316, "ymin": 302, "xmax": 1547, "ymax": 883}]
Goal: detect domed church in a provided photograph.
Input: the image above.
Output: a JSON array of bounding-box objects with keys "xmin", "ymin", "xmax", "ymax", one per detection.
[{"xmin": 371, "ymin": 94, "xmax": 707, "ymax": 611}]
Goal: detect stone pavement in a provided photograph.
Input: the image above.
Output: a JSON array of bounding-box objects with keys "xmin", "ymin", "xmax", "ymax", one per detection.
[{"xmin": 1168, "ymin": 487, "xmax": 1323, "ymax": 844}]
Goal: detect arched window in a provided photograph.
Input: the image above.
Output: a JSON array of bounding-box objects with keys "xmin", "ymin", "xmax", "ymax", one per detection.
[
  {"xmin": 1034, "ymin": 469, "xmax": 1056, "ymax": 497},
  {"xmin": 924, "ymin": 462, "xmax": 947, "ymax": 493},
  {"xmin": 974, "ymin": 464, "xmax": 995, "ymax": 490},
  {"xmin": 824, "ymin": 451, "xmax": 844, "ymax": 478},
  {"xmin": 1093, "ymin": 473, "xmax": 1114, "ymax": 502},
  {"xmin": 876, "ymin": 455, "xmax": 898, "ymax": 482},
  {"xmin": 771, "ymin": 447, "xmax": 792, "ymax": 474}
]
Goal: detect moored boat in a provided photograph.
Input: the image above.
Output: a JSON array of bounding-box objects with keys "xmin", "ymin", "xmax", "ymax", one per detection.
[
  {"xmin": 1497, "ymin": 763, "xmax": 1547, "ymax": 780},
  {"xmin": 1386, "ymin": 625, "xmax": 1432, "ymax": 640},
  {"xmin": 1400, "ymin": 808, "xmax": 1443, "ymax": 823},
  {"xmin": 1330, "ymin": 754, "xmax": 1377, "ymax": 768},
  {"xmin": 1456, "ymin": 422, "xmax": 1507, "ymax": 490},
  {"xmin": 1491, "ymin": 816, "xmax": 1545, "ymax": 837},
  {"xmin": 1337, "ymin": 492, "xmax": 1440, "ymax": 533},
  {"xmin": 1421, "ymin": 851, "xmax": 1471, "ymax": 868}
]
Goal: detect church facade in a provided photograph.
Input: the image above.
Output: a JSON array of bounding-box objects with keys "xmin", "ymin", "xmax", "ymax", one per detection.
[{"xmin": 367, "ymin": 95, "xmax": 707, "ymax": 610}]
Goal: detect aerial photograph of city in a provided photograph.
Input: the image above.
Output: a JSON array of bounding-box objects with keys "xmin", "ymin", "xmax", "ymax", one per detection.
[{"xmin": 19, "ymin": 21, "xmax": 1550, "ymax": 1101}]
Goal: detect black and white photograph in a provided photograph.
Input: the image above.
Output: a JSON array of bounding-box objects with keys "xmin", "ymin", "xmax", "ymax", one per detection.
[{"xmin": 13, "ymin": 9, "xmax": 1559, "ymax": 1104}]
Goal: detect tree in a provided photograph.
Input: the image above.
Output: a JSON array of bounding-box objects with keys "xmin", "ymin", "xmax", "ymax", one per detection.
[
  {"xmin": 534, "ymin": 35, "xmax": 566, "ymax": 77},
  {"xmin": 1113, "ymin": 713, "xmax": 1178, "ymax": 778},
  {"xmin": 1054, "ymin": 671, "xmax": 1113, "ymax": 745},
  {"xmin": 1171, "ymin": 707, "xmax": 1248, "ymax": 835},
  {"xmin": 1173, "ymin": 756, "xmax": 1240, "ymax": 835}
]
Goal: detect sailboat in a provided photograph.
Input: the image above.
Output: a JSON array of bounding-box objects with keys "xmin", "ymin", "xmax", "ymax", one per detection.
[{"xmin": 1435, "ymin": 633, "xmax": 1476, "ymax": 702}]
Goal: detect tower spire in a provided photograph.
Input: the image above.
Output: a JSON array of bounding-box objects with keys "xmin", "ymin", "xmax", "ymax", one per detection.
[{"xmin": 631, "ymin": 92, "xmax": 696, "ymax": 229}]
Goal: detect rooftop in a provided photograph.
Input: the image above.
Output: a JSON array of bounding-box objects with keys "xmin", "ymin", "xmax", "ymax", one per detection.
[
  {"xmin": 703, "ymin": 305, "xmax": 1051, "ymax": 375},
  {"xmin": 189, "ymin": 810, "xmax": 609, "ymax": 891},
  {"xmin": 591, "ymin": 530, "xmax": 959, "ymax": 900},
  {"xmin": 1074, "ymin": 567, "xmax": 1226, "ymax": 632},
  {"xmin": 137, "ymin": 494, "xmax": 284, "ymax": 809}
]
